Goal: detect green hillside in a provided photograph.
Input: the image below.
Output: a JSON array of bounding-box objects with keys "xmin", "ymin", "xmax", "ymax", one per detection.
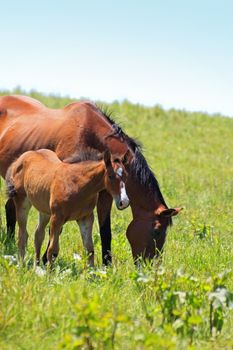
[{"xmin": 0, "ymin": 89, "xmax": 233, "ymax": 349}]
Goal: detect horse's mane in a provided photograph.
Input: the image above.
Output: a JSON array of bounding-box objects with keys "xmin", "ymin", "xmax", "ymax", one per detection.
[
  {"xmin": 64, "ymin": 148, "xmax": 103, "ymax": 164},
  {"xmin": 98, "ymin": 106, "xmax": 169, "ymax": 209}
]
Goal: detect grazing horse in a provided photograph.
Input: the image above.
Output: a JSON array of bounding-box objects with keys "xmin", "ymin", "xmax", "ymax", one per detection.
[
  {"xmin": 6, "ymin": 149, "xmax": 129, "ymax": 266},
  {"xmin": 0, "ymin": 95, "xmax": 182, "ymax": 264}
]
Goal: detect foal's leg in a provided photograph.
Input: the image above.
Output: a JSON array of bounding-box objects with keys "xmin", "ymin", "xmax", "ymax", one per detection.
[
  {"xmin": 34, "ymin": 212, "xmax": 50, "ymax": 266},
  {"xmin": 97, "ymin": 190, "xmax": 113, "ymax": 266},
  {"xmin": 14, "ymin": 197, "xmax": 31, "ymax": 262},
  {"xmin": 47, "ymin": 214, "xmax": 63, "ymax": 266},
  {"xmin": 5, "ymin": 198, "xmax": 16, "ymax": 239},
  {"xmin": 42, "ymin": 226, "xmax": 63, "ymax": 265},
  {"xmin": 77, "ymin": 213, "xmax": 94, "ymax": 267}
]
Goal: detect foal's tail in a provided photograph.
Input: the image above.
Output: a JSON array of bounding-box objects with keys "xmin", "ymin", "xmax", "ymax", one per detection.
[
  {"xmin": 6, "ymin": 181, "xmax": 17, "ymax": 198},
  {"xmin": 5, "ymin": 152, "xmax": 29, "ymax": 199},
  {"xmin": 5, "ymin": 167, "xmax": 17, "ymax": 198}
]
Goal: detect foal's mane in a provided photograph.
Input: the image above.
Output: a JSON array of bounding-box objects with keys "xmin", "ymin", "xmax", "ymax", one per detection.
[
  {"xmin": 64, "ymin": 148, "xmax": 103, "ymax": 164},
  {"xmin": 98, "ymin": 106, "xmax": 169, "ymax": 209}
]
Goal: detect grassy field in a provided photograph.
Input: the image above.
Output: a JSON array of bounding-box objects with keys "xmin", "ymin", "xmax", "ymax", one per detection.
[{"xmin": 0, "ymin": 90, "xmax": 233, "ymax": 349}]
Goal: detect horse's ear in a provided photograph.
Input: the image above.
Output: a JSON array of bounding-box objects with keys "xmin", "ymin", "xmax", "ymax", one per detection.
[
  {"xmin": 103, "ymin": 149, "xmax": 112, "ymax": 168},
  {"xmin": 159, "ymin": 207, "xmax": 183, "ymax": 218},
  {"xmin": 122, "ymin": 149, "xmax": 131, "ymax": 165}
]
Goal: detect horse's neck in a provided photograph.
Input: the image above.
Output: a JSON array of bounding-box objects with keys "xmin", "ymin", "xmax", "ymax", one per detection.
[
  {"xmin": 83, "ymin": 107, "xmax": 129, "ymax": 154},
  {"xmin": 126, "ymin": 177, "xmax": 166, "ymax": 218},
  {"xmin": 72, "ymin": 161, "xmax": 106, "ymax": 195}
]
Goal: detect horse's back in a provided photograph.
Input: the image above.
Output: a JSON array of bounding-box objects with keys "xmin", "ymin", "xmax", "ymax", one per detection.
[
  {"xmin": 0, "ymin": 95, "xmax": 87, "ymax": 116},
  {"xmin": 0, "ymin": 95, "xmax": 46, "ymax": 116},
  {"xmin": 10, "ymin": 149, "xmax": 61, "ymax": 175}
]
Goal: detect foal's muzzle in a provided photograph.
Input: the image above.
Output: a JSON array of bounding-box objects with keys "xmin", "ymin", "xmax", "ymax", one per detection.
[
  {"xmin": 114, "ymin": 181, "xmax": 130, "ymax": 210},
  {"xmin": 116, "ymin": 198, "xmax": 130, "ymax": 210}
]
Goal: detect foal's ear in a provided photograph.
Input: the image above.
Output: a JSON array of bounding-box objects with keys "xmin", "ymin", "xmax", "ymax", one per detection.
[
  {"xmin": 122, "ymin": 149, "xmax": 131, "ymax": 165},
  {"xmin": 159, "ymin": 207, "xmax": 183, "ymax": 218},
  {"xmin": 103, "ymin": 149, "xmax": 112, "ymax": 168}
]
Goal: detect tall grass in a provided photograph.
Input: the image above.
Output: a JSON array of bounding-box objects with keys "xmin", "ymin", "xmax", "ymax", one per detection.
[{"xmin": 0, "ymin": 89, "xmax": 233, "ymax": 349}]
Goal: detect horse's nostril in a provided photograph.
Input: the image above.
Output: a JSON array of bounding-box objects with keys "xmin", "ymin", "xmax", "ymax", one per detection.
[{"xmin": 119, "ymin": 201, "xmax": 123, "ymax": 207}]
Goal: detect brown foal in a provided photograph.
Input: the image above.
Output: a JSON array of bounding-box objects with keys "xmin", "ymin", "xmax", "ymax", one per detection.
[{"xmin": 6, "ymin": 149, "xmax": 129, "ymax": 266}]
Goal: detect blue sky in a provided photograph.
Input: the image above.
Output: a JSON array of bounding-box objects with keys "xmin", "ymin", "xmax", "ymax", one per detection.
[{"xmin": 1, "ymin": 0, "xmax": 233, "ymax": 116}]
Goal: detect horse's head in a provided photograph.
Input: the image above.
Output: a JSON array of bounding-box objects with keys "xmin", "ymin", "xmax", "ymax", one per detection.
[
  {"xmin": 103, "ymin": 149, "xmax": 130, "ymax": 210},
  {"xmin": 126, "ymin": 206, "xmax": 182, "ymax": 261},
  {"xmin": 152, "ymin": 206, "xmax": 182, "ymax": 242}
]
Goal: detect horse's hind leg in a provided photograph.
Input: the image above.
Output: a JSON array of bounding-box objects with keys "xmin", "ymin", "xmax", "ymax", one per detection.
[
  {"xmin": 14, "ymin": 197, "xmax": 31, "ymax": 262},
  {"xmin": 34, "ymin": 212, "xmax": 50, "ymax": 266},
  {"xmin": 97, "ymin": 190, "xmax": 113, "ymax": 266},
  {"xmin": 5, "ymin": 198, "xmax": 16, "ymax": 239},
  {"xmin": 77, "ymin": 213, "xmax": 94, "ymax": 267}
]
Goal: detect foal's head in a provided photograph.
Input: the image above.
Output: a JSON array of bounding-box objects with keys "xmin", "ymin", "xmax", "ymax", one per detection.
[{"xmin": 103, "ymin": 150, "xmax": 130, "ymax": 210}]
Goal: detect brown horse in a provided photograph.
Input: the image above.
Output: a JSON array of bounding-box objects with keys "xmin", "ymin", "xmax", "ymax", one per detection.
[
  {"xmin": 0, "ymin": 95, "xmax": 182, "ymax": 264},
  {"xmin": 6, "ymin": 148, "xmax": 129, "ymax": 266}
]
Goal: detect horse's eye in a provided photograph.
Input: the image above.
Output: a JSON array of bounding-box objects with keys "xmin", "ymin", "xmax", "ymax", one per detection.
[{"xmin": 108, "ymin": 174, "xmax": 114, "ymax": 180}]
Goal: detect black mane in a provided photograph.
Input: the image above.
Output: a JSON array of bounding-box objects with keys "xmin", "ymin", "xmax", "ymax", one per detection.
[{"xmin": 98, "ymin": 106, "xmax": 169, "ymax": 208}]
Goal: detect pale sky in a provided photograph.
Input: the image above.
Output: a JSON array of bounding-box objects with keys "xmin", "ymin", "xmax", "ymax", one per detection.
[{"xmin": 1, "ymin": 0, "xmax": 233, "ymax": 116}]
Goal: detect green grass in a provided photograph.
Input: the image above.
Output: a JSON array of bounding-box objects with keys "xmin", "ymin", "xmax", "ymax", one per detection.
[{"xmin": 0, "ymin": 89, "xmax": 233, "ymax": 349}]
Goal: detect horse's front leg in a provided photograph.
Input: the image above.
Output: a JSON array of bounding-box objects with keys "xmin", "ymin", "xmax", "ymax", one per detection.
[
  {"xmin": 77, "ymin": 213, "xmax": 94, "ymax": 267},
  {"xmin": 5, "ymin": 198, "xmax": 16, "ymax": 239},
  {"xmin": 97, "ymin": 190, "xmax": 113, "ymax": 266},
  {"xmin": 47, "ymin": 214, "xmax": 63, "ymax": 267},
  {"xmin": 34, "ymin": 212, "xmax": 50, "ymax": 266},
  {"xmin": 42, "ymin": 226, "xmax": 63, "ymax": 265}
]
